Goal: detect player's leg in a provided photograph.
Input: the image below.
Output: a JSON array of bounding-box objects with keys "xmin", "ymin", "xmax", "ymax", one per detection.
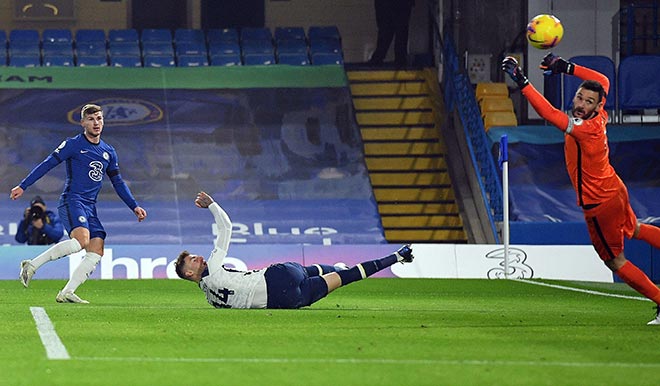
[
  {"xmin": 304, "ymin": 263, "xmax": 349, "ymax": 277},
  {"xmin": 327, "ymin": 244, "xmax": 414, "ymax": 289},
  {"xmin": 19, "ymin": 201, "xmax": 89, "ymax": 287},
  {"xmin": 57, "ymin": 215, "xmax": 106, "ymax": 303},
  {"xmin": 633, "ymin": 222, "xmax": 660, "ymax": 249},
  {"xmin": 585, "ymin": 195, "xmax": 660, "ymax": 323}
]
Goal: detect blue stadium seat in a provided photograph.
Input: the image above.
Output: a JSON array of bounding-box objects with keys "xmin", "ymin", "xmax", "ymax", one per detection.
[
  {"xmin": 43, "ymin": 42, "xmax": 73, "ymax": 56},
  {"xmin": 175, "ymin": 41, "xmax": 207, "ymax": 56},
  {"xmin": 141, "ymin": 29, "xmax": 172, "ymax": 43},
  {"xmin": 76, "ymin": 54, "xmax": 108, "ymax": 66},
  {"xmin": 9, "ymin": 54, "xmax": 41, "ymax": 67},
  {"xmin": 243, "ymin": 53, "xmax": 275, "ymax": 65},
  {"xmin": 76, "ymin": 42, "xmax": 106, "ymax": 57},
  {"xmin": 142, "ymin": 41, "xmax": 174, "ymax": 56},
  {"xmin": 43, "ymin": 29, "xmax": 72, "ymax": 44},
  {"xmin": 0, "ymin": 30, "xmax": 6, "ymax": 46},
  {"xmin": 311, "ymin": 52, "xmax": 343, "ymax": 65},
  {"xmin": 208, "ymin": 40, "xmax": 241, "ymax": 56},
  {"xmin": 0, "ymin": 48, "xmax": 6, "ymax": 66},
  {"xmin": 110, "ymin": 55, "xmax": 142, "ymax": 67},
  {"xmin": 144, "ymin": 54, "xmax": 175, "ymax": 67},
  {"xmin": 75, "ymin": 29, "xmax": 106, "ymax": 44},
  {"xmin": 109, "ymin": 41, "xmax": 141, "ymax": 57},
  {"xmin": 274, "ymin": 27, "xmax": 306, "ymax": 42},
  {"xmin": 175, "ymin": 28, "xmax": 205, "ymax": 44},
  {"xmin": 207, "ymin": 28, "xmax": 239, "ymax": 44},
  {"xmin": 309, "ymin": 38, "xmax": 342, "ymax": 55},
  {"xmin": 42, "ymin": 29, "xmax": 73, "ymax": 59},
  {"xmin": 278, "ymin": 52, "xmax": 310, "ymax": 66},
  {"xmin": 308, "ymin": 26, "xmax": 340, "ymax": 41},
  {"xmin": 9, "ymin": 29, "xmax": 40, "ymax": 43},
  {"xmin": 276, "ymin": 39, "xmax": 308, "ymax": 55},
  {"xmin": 177, "ymin": 54, "xmax": 208, "ymax": 67},
  {"xmin": 240, "ymin": 27, "xmax": 272, "ymax": 42},
  {"xmin": 618, "ymin": 55, "xmax": 660, "ymax": 110},
  {"xmin": 109, "ymin": 29, "xmax": 139, "ymax": 44},
  {"xmin": 563, "ymin": 55, "xmax": 616, "ymax": 111},
  {"xmin": 242, "ymin": 39, "xmax": 273, "ymax": 55},
  {"xmin": 210, "ymin": 53, "xmax": 241, "ymax": 66},
  {"xmin": 543, "ymin": 73, "xmax": 562, "ymax": 110},
  {"xmin": 9, "ymin": 41, "xmax": 40, "ymax": 56},
  {"xmin": 43, "ymin": 54, "xmax": 74, "ymax": 67}
]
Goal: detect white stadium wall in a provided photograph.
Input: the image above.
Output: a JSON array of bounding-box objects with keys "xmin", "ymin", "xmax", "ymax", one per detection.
[{"xmin": 0, "ymin": 243, "xmax": 613, "ymax": 283}]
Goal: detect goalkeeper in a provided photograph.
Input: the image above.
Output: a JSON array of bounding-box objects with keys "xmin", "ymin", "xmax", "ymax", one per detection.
[
  {"xmin": 175, "ymin": 191, "xmax": 414, "ymax": 309},
  {"xmin": 501, "ymin": 54, "xmax": 660, "ymax": 325}
]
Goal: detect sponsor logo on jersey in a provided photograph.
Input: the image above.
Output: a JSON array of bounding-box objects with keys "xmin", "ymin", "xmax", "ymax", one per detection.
[
  {"xmin": 67, "ymin": 98, "xmax": 163, "ymax": 126},
  {"xmin": 88, "ymin": 161, "xmax": 104, "ymax": 182}
]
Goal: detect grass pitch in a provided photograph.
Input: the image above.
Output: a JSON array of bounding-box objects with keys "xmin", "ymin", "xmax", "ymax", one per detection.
[{"xmin": 2, "ymin": 278, "xmax": 659, "ymax": 386}]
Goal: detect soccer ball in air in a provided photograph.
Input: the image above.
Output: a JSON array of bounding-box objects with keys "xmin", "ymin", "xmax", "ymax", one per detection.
[{"xmin": 526, "ymin": 14, "xmax": 564, "ymax": 50}]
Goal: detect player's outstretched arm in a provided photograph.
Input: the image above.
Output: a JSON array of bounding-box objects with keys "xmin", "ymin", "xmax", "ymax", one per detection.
[{"xmin": 501, "ymin": 56, "xmax": 569, "ymax": 130}]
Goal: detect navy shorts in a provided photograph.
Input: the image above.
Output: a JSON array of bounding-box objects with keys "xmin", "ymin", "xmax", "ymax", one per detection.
[
  {"xmin": 59, "ymin": 200, "xmax": 106, "ymax": 240},
  {"xmin": 264, "ymin": 262, "xmax": 329, "ymax": 309}
]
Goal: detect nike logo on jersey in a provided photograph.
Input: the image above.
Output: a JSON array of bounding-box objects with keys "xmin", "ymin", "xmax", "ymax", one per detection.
[{"xmin": 80, "ymin": 150, "xmax": 89, "ymax": 153}]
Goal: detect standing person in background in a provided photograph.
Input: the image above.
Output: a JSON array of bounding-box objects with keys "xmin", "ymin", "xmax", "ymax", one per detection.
[
  {"xmin": 15, "ymin": 195, "xmax": 64, "ymax": 245},
  {"xmin": 367, "ymin": 0, "xmax": 415, "ymax": 67},
  {"xmin": 11, "ymin": 104, "xmax": 147, "ymax": 303},
  {"xmin": 502, "ymin": 53, "xmax": 660, "ymax": 325}
]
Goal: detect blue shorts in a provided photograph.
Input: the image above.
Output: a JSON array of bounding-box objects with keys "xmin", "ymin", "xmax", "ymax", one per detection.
[
  {"xmin": 59, "ymin": 200, "xmax": 106, "ymax": 240},
  {"xmin": 264, "ymin": 262, "xmax": 329, "ymax": 309}
]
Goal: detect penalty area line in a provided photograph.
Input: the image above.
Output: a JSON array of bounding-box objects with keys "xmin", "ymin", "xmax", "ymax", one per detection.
[
  {"xmin": 515, "ymin": 279, "xmax": 650, "ymax": 302},
  {"xmin": 30, "ymin": 307, "xmax": 70, "ymax": 360},
  {"xmin": 74, "ymin": 356, "xmax": 660, "ymax": 369}
]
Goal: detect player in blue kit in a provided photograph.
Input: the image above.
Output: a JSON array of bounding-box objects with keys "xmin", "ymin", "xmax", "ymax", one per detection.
[
  {"xmin": 10, "ymin": 104, "xmax": 147, "ymax": 303},
  {"xmin": 174, "ymin": 191, "xmax": 414, "ymax": 309}
]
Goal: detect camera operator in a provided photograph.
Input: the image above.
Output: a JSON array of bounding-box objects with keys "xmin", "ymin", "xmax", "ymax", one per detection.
[{"xmin": 15, "ymin": 196, "xmax": 64, "ymax": 245}]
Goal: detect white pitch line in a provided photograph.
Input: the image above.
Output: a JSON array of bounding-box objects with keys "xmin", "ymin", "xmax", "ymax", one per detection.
[
  {"xmin": 30, "ymin": 307, "xmax": 70, "ymax": 360},
  {"xmin": 74, "ymin": 356, "xmax": 660, "ymax": 369},
  {"xmin": 515, "ymin": 279, "xmax": 651, "ymax": 302}
]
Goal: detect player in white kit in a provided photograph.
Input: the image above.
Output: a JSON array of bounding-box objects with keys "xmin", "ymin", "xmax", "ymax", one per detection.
[{"xmin": 175, "ymin": 191, "xmax": 414, "ymax": 309}]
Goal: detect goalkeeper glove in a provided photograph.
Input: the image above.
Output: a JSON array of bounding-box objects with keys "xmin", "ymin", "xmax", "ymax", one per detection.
[
  {"xmin": 501, "ymin": 56, "xmax": 529, "ymax": 89},
  {"xmin": 539, "ymin": 53, "xmax": 575, "ymax": 75}
]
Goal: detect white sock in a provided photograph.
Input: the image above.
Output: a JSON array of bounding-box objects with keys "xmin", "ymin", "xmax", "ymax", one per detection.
[
  {"xmin": 31, "ymin": 239, "xmax": 82, "ymax": 270},
  {"xmin": 62, "ymin": 252, "xmax": 101, "ymax": 294}
]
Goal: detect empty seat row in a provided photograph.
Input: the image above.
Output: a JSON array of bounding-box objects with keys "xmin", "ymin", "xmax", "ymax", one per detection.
[
  {"xmin": 0, "ymin": 28, "xmax": 344, "ymax": 67},
  {"xmin": 0, "ymin": 26, "xmax": 343, "ymax": 67},
  {"xmin": 0, "ymin": 51, "xmax": 343, "ymax": 67},
  {"xmin": 0, "ymin": 26, "xmax": 341, "ymax": 46}
]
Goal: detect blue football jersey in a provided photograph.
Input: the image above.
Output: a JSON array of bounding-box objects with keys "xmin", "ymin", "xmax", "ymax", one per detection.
[
  {"xmin": 56, "ymin": 134, "xmax": 118, "ymax": 203},
  {"xmin": 20, "ymin": 133, "xmax": 137, "ymax": 209}
]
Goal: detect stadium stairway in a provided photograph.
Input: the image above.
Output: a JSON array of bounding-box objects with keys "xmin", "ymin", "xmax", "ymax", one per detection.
[{"xmin": 347, "ymin": 69, "xmax": 468, "ymax": 243}]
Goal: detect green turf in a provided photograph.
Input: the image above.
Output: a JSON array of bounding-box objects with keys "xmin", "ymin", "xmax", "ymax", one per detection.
[{"xmin": 2, "ymin": 278, "xmax": 659, "ymax": 386}]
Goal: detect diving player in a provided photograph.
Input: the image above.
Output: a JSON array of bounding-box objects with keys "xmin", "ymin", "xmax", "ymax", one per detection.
[
  {"xmin": 175, "ymin": 191, "xmax": 414, "ymax": 309},
  {"xmin": 502, "ymin": 53, "xmax": 660, "ymax": 325}
]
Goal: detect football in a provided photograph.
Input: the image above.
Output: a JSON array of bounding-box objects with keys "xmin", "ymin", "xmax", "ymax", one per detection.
[{"xmin": 526, "ymin": 14, "xmax": 564, "ymax": 50}]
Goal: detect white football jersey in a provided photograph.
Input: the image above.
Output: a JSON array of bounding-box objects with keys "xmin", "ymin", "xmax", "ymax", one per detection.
[{"xmin": 198, "ymin": 203, "xmax": 268, "ymax": 309}]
